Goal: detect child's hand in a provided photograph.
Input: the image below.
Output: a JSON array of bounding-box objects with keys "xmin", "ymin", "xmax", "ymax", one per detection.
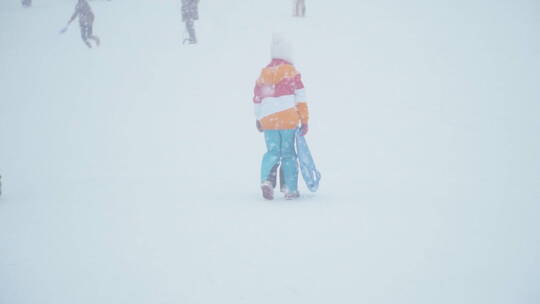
[
  {"xmin": 59, "ymin": 26, "xmax": 68, "ymax": 34},
  {"xmin": 256, "ymin": 120, "xmax": 263, "ymax": 132},
  {"xmin": 299, "ymin": 123, "xmax": 309, "ymax": 136}
]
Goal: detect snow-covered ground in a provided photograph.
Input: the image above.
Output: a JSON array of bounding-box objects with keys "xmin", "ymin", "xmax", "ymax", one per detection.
[{"xmin": 1, "ymin": 0, "xmax": 539, "ymax": 303}]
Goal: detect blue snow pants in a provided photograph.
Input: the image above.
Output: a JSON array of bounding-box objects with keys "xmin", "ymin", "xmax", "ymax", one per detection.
[{"xmin": 261, "ymin": 129, "xmax": 298, "ymax": 192}]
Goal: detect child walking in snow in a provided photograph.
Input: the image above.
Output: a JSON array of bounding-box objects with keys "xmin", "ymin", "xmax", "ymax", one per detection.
[
  {"xmin": 253, "ymin": 34, "xmax": 309, "ymax": 200},
  {"xmin": 61, "ymin": 0, "xmax": 100, "ymax": 48},
  {"xmin": 181, "ymin": 0, "xmax": 199, "ymax": 44}
]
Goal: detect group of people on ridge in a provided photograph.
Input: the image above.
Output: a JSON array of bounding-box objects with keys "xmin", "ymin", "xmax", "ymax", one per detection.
[
  {"xmin": 56, "ymin": 0, "xmax": 304, "ymax": 48},
  {"xmin": 57, "ymin": 0, "xmax": 199, "ymax": 48}
]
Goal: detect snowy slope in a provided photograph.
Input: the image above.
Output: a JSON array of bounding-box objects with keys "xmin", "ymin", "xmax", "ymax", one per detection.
[{"xmin": 1, "ymin": 0, "xmax": 539, "ymax": 303}]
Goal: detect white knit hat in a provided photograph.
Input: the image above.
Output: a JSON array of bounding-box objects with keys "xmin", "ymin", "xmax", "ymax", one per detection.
[{"xmin": 270, "ymin": 33, "xmax": 294, "ymax": 63}]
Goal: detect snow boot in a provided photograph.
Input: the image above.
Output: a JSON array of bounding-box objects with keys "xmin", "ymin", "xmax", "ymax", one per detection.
[
  {"xmin": 284, "ymin": 191, "xmax": 300, "ymax": 200},
  {"xmin": 261, "ymin": 181, "xmax": 274, "ymax": 200}
]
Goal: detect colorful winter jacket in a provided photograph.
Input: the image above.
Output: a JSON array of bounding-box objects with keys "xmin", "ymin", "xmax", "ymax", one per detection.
[{"xmin": 253, "ymin": 59, "xmax": 309, "ymax": 130}]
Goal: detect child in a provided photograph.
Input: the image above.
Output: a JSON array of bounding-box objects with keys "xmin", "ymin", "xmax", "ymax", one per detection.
[
  {"xmin": 253, "ymin": 34, "xmax": 309, "ymax": 200},
  {"xmin": 181, "ymin": 0, "xmax": 199, "ymax": 44},
  {"xmin": 22, "ymin": 0, "xmax": 31, "ymax": 8},
  {"xmin": 62, "ymin": 0, "xmax": 100, "ymax": 48}
]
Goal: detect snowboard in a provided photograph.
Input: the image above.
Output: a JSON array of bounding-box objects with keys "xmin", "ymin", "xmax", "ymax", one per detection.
[{"xmin": 295, "ymin": 129, "xmax": 321, "ymax": 192}]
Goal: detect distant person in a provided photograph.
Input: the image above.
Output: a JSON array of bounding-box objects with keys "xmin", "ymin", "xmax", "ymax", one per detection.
[
  {"xmin": 293, "ymin": 0, "xmax": 306, "ymax": 17},
  {"xmin": 253, "ymin": 34, "xmax": 309, "ymax": 200},
  {"xmin": 60, "ymin": 0, "xmax": 100, "ymax": 48},
  {"xmin": 181, "ymin": 0, "xmax": 199, "ymax": 44},
  {"xmin": 21, "ymin": 0, "xmax": 31, "ymax": 7}
]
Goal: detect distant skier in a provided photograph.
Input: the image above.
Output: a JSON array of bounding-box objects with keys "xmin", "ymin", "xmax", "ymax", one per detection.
[
  {"xmin": 21, "ymin": 0, "xmax": 31, "ymax": 8},
  {"xmin": 60, "ymin": 0, "xmax": 100, "ymax": 48},
  {"xmin": 293, "ymin": 0, "xmax": 306, "ymax": 17},
  {"xmin": 253, "ymin": 34, "xmax": 309, "ymax": 200},
  {"xmin": 181, "ymin": 0, "xmax": 199, "ymax": 44}
]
